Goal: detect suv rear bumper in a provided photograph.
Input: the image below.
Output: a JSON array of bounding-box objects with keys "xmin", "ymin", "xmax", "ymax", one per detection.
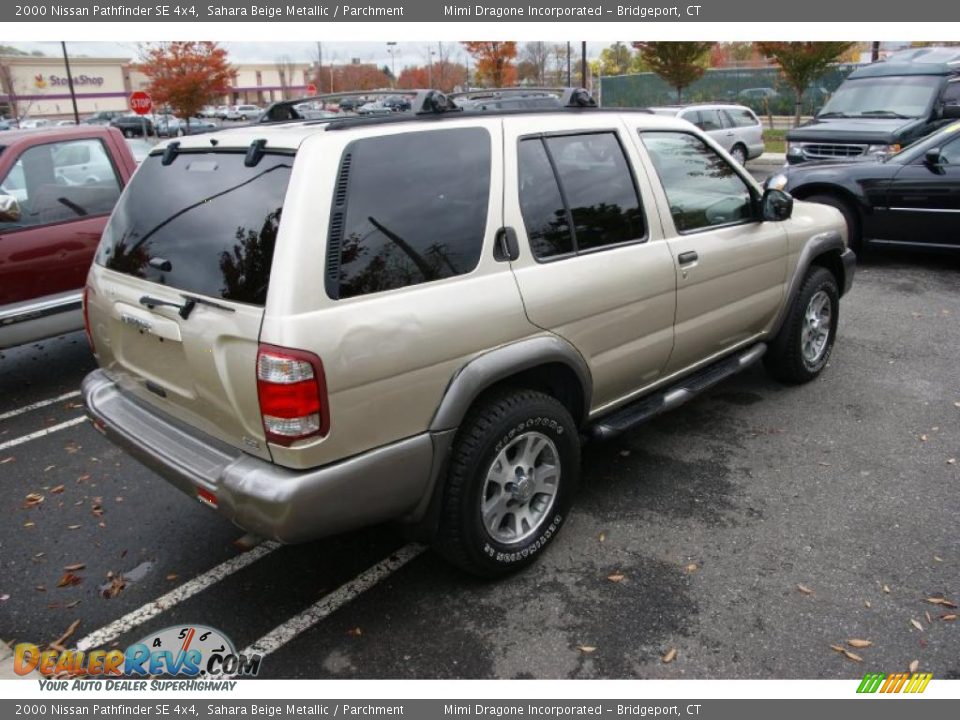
[{"xmin": 82, "ymin": 369, "xmax": 436, "ymax": 543}]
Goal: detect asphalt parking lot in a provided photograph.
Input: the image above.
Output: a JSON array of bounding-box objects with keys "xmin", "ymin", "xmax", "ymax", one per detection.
[{"xmin": 1, "ymin": 239, "xmax": 958, "ymax": 679}]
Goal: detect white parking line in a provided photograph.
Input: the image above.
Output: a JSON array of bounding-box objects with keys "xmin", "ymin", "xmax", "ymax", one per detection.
[
  {"xmin": 0, "ymin": 416, "xmax": 88, "ymax": 452},
  {"xmin": 229, "ymin": 543, "xmax": 425, "ymax": 673},
  {"xmin": 0, "ymin": 390, "xmax": 82, "ymax": 422},
  {"xmin": 76, "ymin": 540, "xmax": 281, "ymax": 652}
]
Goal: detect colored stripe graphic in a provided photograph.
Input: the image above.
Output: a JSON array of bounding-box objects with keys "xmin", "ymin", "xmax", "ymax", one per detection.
[{"xmin": 857, "ymin": 672, "xmax": 932, "ymax": 694}]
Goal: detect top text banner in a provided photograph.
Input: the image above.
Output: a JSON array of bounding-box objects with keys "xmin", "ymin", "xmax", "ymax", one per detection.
[{"xmin": 3, "ymin": 0, "xmax": 957, "ymax": 23}]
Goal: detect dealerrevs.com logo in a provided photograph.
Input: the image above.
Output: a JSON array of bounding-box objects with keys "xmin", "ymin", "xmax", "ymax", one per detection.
[
  {"xmin": 856, "ymin": 672, "xmax": 933, "ymax": 694},
  {"xmin": 15, "ymin": 625, "xmax": 261, "ymax": 690}
]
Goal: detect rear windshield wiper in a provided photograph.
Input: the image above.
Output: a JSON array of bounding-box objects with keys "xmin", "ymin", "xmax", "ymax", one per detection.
[
  {"xmin": 140, "ymin": 294, "xmax": 236, "ymax": 320},
  {"xmin": 817, "ymin": 111, "xmax": 848, "ymax": 118}
]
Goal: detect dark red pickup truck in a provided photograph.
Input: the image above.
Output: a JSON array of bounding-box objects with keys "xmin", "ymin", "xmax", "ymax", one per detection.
[{"xmin": 0, "ymin": 125, "xmax": 137, "ymax": 350}]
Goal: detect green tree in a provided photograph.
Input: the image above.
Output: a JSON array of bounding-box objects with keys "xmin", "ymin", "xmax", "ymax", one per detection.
[
  {"xmin": 756, "ymin": 41, "xmax": 855, "ymax": 126},
  {"xmin": 596, "ymin": 42, "xmax": 634, "ymax": 77},
  {"xmin": 631, "ymin": 42, "xmax": 713, "ymax": 102}
]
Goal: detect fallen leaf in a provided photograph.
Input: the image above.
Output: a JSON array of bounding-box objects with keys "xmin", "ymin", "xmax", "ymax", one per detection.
[
  {"xmin": 797, "ymin": 584, "xmax": 814, "ymax": 595},
  {"xmin": 598, "ymin": 532, "xmax": 606, "ymax": 543},
  {"xmin": 818, "ymin": 461, "xmax": 832, "ymax": 467},
  {"xmin": 909, "ymin": 660, "xmax": 919, "ymax": 673},
  {"xmin": 0, "ymin": 594, "xmax": 9, "ymax": 602},
  {"xmin": 865, "ymin": 600, "xmax": 872, "ymax": 608},
  {"xmin": 67, "ymin": 525, "xmax": 81, "ymax": 530},
  {"xmin": 941, "ymin": 614, "xmax": 957, "ymax": 622},
  {"xmin": 50, "ymin": 620, "xmax": 81, "ymax": 650},
  {"xmin": 57, "ymin": 572, "xmax": 82, "ymax": 588},
  {"xmin": 65, "ymin": 600, "xmax": 81, "ymax": 609},
  {"xmin": 684, "ymin": 563, "xmax": 698, "ymax": 574},
  {"xmin": 948, "ymin": 459, "xmax": 956, "ymax": 465},
  {"xmin": 919, "ymin": 434, "xmax": 928, "ymax": 442},
  {"xmin": 44, "ymin": 466, "xmax": 57, "ymax": 473},
  {"xmin": 830, "ymin": 645, "xmax": 862, "ymax": 662},
  {"xmin": 577, "ymin": 645, "xmax": 597, "ymax": 654},
  {"xmin": 848, "ymin": 639, "xmax": 872, "ymax": 648},
  {"xmin": 24, "ymin": 493, "xmax": 44, "ymax": 507},
  {"xmin": 883, "ymin": 585, "xmax": 891, "ymax": 594},
  {"xmin": 35, "ymin": 586, "xmax": 46, "ymax": 592},
  {"xmin": 24, "ymin": 522, "xmax": 35, "ymax": 528},
  {"xmin": 1, "ymin": 456, "xmax": 14, "ymax": 464},
  {"xmin": 165, "ymin": 574, "xmax": 178, "ymax": 582},
  {"xmin": 34, "ymin": 552, "xmax": 45, "ymax": 558},
  {"xmin": 76, "ymin": 474, "xmax": 90, "ymax": 483},
  {"xmin": 50, "ymin": 485, "xmax": 65, "ymax": 494},
  {"xmin": 607, "ymin": 573, "xmax": 625, "ymax": 583},
  {"xmin": 926, "ymin": 611, "xmax": 933, "ymax": 624},
  {"xmin": 346, "ymin": 627, "xmax": 362, "ymax": 637},
  {"xmin": 925, "ymin": 597, "xmax": 958, "ymax": 608},
  {"xmin": 661, "ymin": 648, "xmax": 677, "ymax": 663},
  {"xmin": 619, "ymin": 450, "xmax": 630, "ymax": 457},
  {"xmin": 910, "ymin": 619, "xmax": 924, "ymax": 632},
  {"xmin": 934, "ymin": 556, "xmax": 943, "ymax": 562},
  {"xmin": 115, "ymin": 496, "xmax": 123, "ymax": 503},
  {"xmin": 101, "ymin": 574, "xmax": 126, "ymax": 599},
  {"xmin": 954, "ymin": 401, "xmax": 960, "ymax": 409},
  {"xmin": 63, "ymin": 563, "xmax": 85, "ymax": 572}
]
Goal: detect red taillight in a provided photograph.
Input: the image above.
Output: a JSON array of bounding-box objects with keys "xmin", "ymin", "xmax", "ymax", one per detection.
[
  {"xmin": 82, "ymin": 286, "xmax": 96, "ymax": 353},
  {"xmin": 256, "ymin": 344, "xmax": 329, "ymax": 446}
]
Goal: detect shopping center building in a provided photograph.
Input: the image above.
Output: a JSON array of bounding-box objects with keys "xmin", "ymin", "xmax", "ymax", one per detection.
[{"xmin": 0, "ymin": 54, "xmax": 314, "ymax": 119}]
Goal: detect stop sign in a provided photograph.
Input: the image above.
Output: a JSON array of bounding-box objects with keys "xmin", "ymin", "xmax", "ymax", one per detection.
[
  {"xmin": 306, "ymin": 83, "xmax": 318, "ymax": 95},
  {"xmin": 129, "ymin": 91, "xmax": 152, "ymax": 116}
]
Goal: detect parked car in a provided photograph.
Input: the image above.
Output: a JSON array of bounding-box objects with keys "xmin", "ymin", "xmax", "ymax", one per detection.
[
  {"xmin": 197, "ymin": 105, "xmax": 219, "ymax": 118},
  {"xmin": 214, "ymin": 105, "xmax": 231, "ymax": 120},
  {"xmin": 357, "ymin": 100, "xmax": 391, "ymax": 115},
  {"xmin": 0, "ymin": 126, "xmax": 137, "ymax": 350},
  {"xmin": 124, "ymin": 138, "xmax": 153, "ymax": 163},
  {"xmin": 110, "ymin": 114, "xmax": 155, "ymax": 138},
  {"xmin": 55, "ymin": 119, "xmax": 78, "ymax": 126},
  {"xmin": 738, "ymin": 87, "xmax": 779, "ymax": 101},
  {"xmin": 787, "ymin": 46, "xmax": 960, "ymax": 164},
  {"xmin": 649, "ymin": 103, "xmax": 764, "ymax": 164},
  {"xmin": 456, "ymin": 93, "xmax": 564, "ymax": 112},
  {"xmin": 82, "ymin": 111, "xmax": 123, "ymax": 126},
  {"xmin": 18, "ymin": 118, "xmax": 51, "ymax": 129},
  {"xmin": 81, "ymin": 94, "xmax": 853, "ymax": 577},
  {"xmin": 0, "ymin": 119, "xmax": 11, "ymax": 131},
  {"xmin": 383, "ymin": 95, "xmax": 412, "ymax": 112},
  {"xmin": 773, "ymin": 120, "xmax": 960, "ymax": 252},
  {"xmin": 337, "ymin": 97, "xmax": 362, "ymax": 113},
  {"xmin": 225, "ymin": 104, "xmax": 261, "ymax": 121}
]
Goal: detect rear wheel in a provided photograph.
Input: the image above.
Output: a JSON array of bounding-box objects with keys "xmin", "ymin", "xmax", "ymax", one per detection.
[
  {"xmin": 805, "ymin": 193, "xmax": 862, "ymax": 253},
  {"xmin": 730, "ymin": 144, "xmax": 748, "ymax": 165},
  {"xmin": 764, "ymin": 266, "xmax": 839, "ymax": 384},
  {"xmin": 434, "ymin": 389, "xmax": 580, "ymax": 577}
]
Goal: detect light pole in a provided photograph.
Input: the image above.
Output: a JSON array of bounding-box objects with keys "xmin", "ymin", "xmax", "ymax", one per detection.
[
  {"xmin": 61, "ymin": 41, "xmax": 80, "ymax": 125},
  {"xmin": 427, "ymin": 49, "xmax": 436, "ymax": 88},
  {"xmin": 386, "ymin": 42, "xmax": 397, "ymax": 88}
]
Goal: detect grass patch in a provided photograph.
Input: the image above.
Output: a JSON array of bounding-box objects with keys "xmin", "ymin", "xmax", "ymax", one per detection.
[{"xmin": 764, "ymin": 129, "xmax": 786, "ymax": 154}]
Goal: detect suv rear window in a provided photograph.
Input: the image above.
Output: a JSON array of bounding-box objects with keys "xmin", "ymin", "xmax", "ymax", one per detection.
[
  {"xmin": 327, "ymin": 127, "xmax": 490, "ymax": 299},
  {"xmin": 96, "ymin": 151, "xmax": 292, "ymax": 306}
]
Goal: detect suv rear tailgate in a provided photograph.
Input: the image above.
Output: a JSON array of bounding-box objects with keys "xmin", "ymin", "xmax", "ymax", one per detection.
[{"xmin": 86, "ymin": 148, "xmax": 296, "ymax": 460}]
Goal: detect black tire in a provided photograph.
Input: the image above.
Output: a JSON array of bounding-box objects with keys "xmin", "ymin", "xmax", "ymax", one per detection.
[
  {"xmin": 730, "ymin": 144, "xmax": 748, "ymax": 165},
  {"xmin": 435, "ymin": 389, "xmax": 580, "ymax": 578},
  {"xmin": 764, "ymin": 266, "xmax": 840, "ymax": 384},
  {"xmin": 805, "ymin": 193, "xmax": 862, "ymax": 253}
]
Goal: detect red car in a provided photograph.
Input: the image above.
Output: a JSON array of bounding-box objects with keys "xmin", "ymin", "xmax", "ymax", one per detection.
[{"xmin": 0, "ymin": 125, "xmax": 137, "ymax": 350}]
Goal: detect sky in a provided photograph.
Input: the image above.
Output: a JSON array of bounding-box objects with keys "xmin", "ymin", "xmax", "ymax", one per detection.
[{"xmin": 2, "ymin": 41, "xmax": 606, "ymax": 70}]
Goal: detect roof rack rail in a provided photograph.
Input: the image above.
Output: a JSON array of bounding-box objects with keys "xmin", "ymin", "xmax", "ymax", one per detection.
[
  {"xmin": 259, "ymin": 89, "xmax": 457, "ymax": 124},
  {"xmin": 449, "ymin": 86, "xmax": 598, "ymax": 108}
]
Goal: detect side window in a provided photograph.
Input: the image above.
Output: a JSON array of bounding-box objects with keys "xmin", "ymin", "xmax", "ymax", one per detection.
[
  {"xmin": 942, "ymin": 81, "xmax": 960, "ymax": 106},
  {"xmin": 518, "ymin": 132, "xmax": 646, "ymax": 259},
  {"xmin": 697, "ymin": 109, "xmax": 723, "ymax": 132},
  {"xmin": 329, "ymin": 127, "xmax": 490, "ymax": 299},
  {"xmin": 641, "ymin": 131, "xmax": 755, "ymax": 233},
  {"xmin": 0, "ymin": 139, "xmax": 121, "ymax": 230},
  {"xmin": 939, "ymin": 135, "xmax": 960, "ymax": 165},
  {"xmin": 723, "ymin": 108, "xmax": 759, "ymax": 128},
  {"xmin": 680, "ymin": 110, "xmax": 699, "ymax": 127},
  {"xmin": 517, "ymin": 139, "xmax": 573, "ymax": 258}
]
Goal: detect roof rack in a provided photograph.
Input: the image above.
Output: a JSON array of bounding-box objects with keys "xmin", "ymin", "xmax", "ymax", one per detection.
[
  {"xmin": 259, "ymin": 89, "xmax": 460, "ymax": 124},
  {"xmin": 449, "ymin": 86, "xmax": 598, "ymax": 108}
]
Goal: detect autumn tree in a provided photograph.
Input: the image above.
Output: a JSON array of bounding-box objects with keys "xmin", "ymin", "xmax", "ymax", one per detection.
[
  {"xmin": 138, "ymin": 42, "xmax": 232, "ymax": 130},
  {"xmin": 756, "ymin": 42, "xmax": 855, "ymax": 126},
  {"xmin": 462, "ymin": 42, "xmax": 517, "ymax": 87},
  {"xmin": 519, "ymin": 42, "xmax": 550, "ymax": 85},
  {"xmin": 397, "ymin": 63, "xmax": 467, "ymax": 93},
  {"xmin": 313, "ymin": 63, "xmax": 391, "ymax": 93},
  {"xmin": 596, "ymin": 42, "xmax": 634, "ymax": 77},
  {"xmin": 632, "ymin": 42, "xmax": 712, "ymax": 102}
]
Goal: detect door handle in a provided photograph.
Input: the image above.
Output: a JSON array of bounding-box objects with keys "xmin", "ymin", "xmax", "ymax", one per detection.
[
  {"xmin": 677, "ymin": 250, "xmax": 699, "ymax": 265},
  {"xmin": 494, "ymin": 226, "xmax": 520, "ymax": 262}
]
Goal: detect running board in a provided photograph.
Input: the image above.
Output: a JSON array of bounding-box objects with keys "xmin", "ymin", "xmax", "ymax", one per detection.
[{"xmin": 588, "ymin": 343, "xmax": 767, "ymax": 441}]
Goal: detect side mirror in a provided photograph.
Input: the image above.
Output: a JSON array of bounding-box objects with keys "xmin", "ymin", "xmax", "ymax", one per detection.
[
  {"xmin": 0, "ymin": 194, "xmax": 21, "ymax": 223},
  {"xmin": 943, "ymin": 104, "xmax": 960, "ymax": 119},
  {"xmin": 761, "ymin": 188, "xmax": 794, "ymax": 222},
  {"xmin": 924, "ymin": 147, "xmax": 943, "ymax": 167}
]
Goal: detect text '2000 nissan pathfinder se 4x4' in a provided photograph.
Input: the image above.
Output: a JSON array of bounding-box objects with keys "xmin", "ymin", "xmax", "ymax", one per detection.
[{"xmin": 82, "ymin": 89, "xmax": 854, "ymax": 577}]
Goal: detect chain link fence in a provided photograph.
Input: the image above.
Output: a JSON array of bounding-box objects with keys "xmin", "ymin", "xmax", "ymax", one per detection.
[{"xmin": 599, "ymin": 63, "xmax": 863, "ymax": 116}]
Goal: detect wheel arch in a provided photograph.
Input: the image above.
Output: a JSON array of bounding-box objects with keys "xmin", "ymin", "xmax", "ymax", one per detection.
[{"xmin": 791, "ymin": 183, "xmax": 867, "ymax": 229}]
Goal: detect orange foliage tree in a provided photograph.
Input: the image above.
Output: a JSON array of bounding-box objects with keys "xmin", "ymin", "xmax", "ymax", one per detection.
[
  {"xmin": 313, "ymin": 63, "xmax": 391, "ymax": 93},
  {"xmin": 462, "ymin": 42, "xmax": 518, "ymax": 87},
  {"xmin": 137, "ymin": 42, "xmax": 232, "ymax": 121},
  {"xmin": 397, "ymin": 63, "xmax": 469, "ymax": 92}
]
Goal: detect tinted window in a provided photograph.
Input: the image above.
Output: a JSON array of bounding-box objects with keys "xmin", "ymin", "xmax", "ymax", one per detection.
[
  {"xmin": 641, "ymin": 131, "xmax": 754, "ymax": 233},
  {"xmin": 944, "ymin": 81, "xmax": 960, "ymax": 105},
  {"xmin": 330, "ymin": 128, "xmax": 490, "ymax": 299},
  {"xmin": 518, "ymin": 139, "xmax": 573, "ymax": 258},
  {"xmin": 542, "ymin": 133, "xmax": 645, "ymax": 252},
  {"xmin": 0, "ymin": 139, "xmax": 120, "ymax": 230},
  {"xmin": 96, "ymin": 152, "xmax": 292, "ymax": 306},
  {"xmin": 696, "ymin": 109, "xmax": 723, "ymax": 131},
  {"xmin": 724, "ymin": 108, "xmax": 759, "ymax": 128},
  {"xmin": 940, "ymin": 135, "xmax": 960, "ymax": 165}
]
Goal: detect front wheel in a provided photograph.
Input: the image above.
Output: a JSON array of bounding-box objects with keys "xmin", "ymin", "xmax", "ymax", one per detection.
[
  {"xmin": 764, "ymin": 266, "xmax": 839, "ymax": 384},
  {"xmin": 435, "ymin": 389, "xmax": 580, "ymax": 577}
]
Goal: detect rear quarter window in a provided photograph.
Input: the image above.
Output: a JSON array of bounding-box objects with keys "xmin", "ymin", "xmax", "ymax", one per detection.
[{"xmin": 327, "ymin": 127, "xmax": 491, "ymax": 299}]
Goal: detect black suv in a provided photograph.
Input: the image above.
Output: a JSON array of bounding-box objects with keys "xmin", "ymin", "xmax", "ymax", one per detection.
[{"xmin": 787, "ymin": 46, "xmax": 960, "ymax": 164}]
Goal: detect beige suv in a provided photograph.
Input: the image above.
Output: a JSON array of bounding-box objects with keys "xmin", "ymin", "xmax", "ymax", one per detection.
[{"xmin": 82, "ymin": 90, "xmax": 854, "ymax": 577}]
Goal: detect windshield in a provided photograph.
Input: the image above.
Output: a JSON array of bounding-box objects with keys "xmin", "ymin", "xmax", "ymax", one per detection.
[
  {"xmin": 96, "ymin": 151, "xmax": 293, "ymax": 306},
  {"xmin": 819, "ymin": 76, "xmax": 941, "ymax": 119}
]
